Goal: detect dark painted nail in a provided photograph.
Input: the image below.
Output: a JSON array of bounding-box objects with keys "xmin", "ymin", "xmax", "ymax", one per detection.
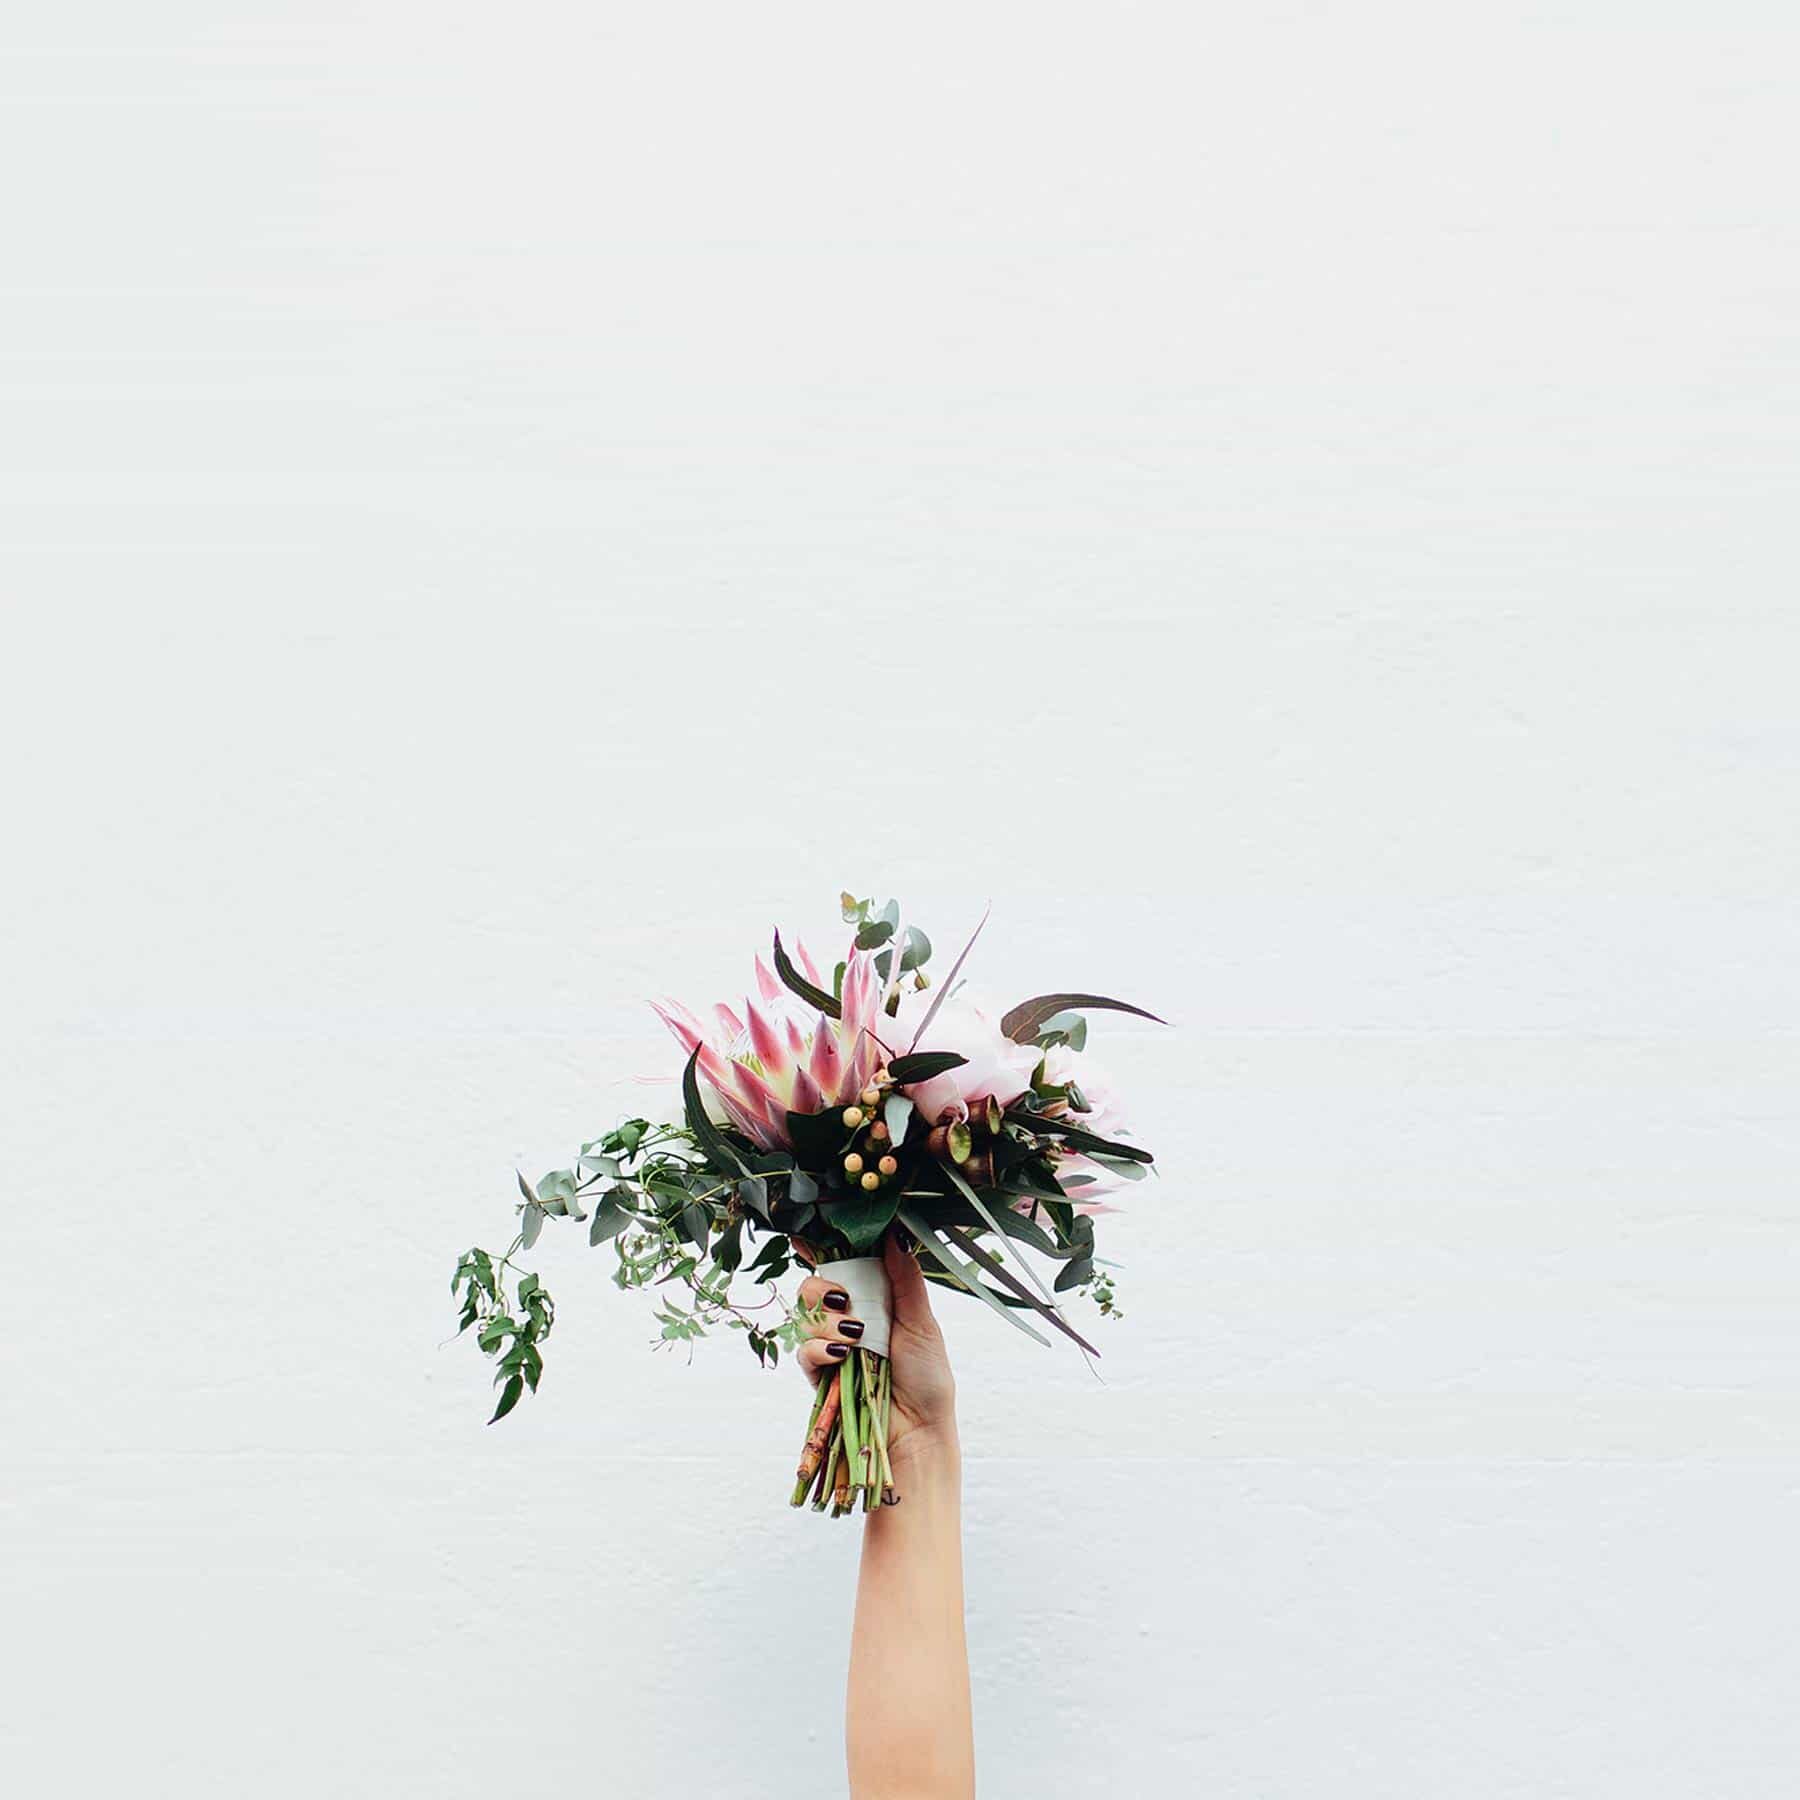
[
  {"xmin": 826, "ymin": 1342, "xmax": 848, "ymax": 1359},
  {"xmin": 823, "ymin": 1290, "xmax": 850, "ymax": 1311},
  {"xmin": 838, "ymin": 1319, "xmax": 864, "ymax": 1341}
]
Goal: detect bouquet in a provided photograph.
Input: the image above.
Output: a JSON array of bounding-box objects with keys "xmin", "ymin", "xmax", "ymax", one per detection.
[{"xmin": 450, "ymin": 893, "xmax": 1162, "ymax": 1515}]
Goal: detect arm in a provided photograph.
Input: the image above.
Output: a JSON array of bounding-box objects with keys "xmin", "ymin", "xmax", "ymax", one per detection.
[{"xmin": 796, "ymin": 1234, "xmax": 976, "ymax": 1799}]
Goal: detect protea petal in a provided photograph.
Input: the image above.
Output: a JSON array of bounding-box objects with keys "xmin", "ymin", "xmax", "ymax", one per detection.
[
  {"xmin": 744, "ymin": 996, "xmax": 786, "ymax": 1072},
  {"xmin": 713, "ymin": 1002, "xmax": 744, "ymax": 1039},
  {"xmin": 789, "ymin": 1063, "xmax": 823, "ymax": 1113},
  {"xmin": 754, "ymin": 954, "xmax": 780, "ymax": 1002},
  {"xmin": 805, "ymin": 1025, "xmax": 841, "ymax": 1099},
  {"xmin": 785, "ymin": 1017, "xmax": 808, "ymax": 1059},
  {"xmin": 795, "ymin": 939, "xmax": 825, "ymax": 986},
  {"xmin": 650, "ymin": 998, "xmax": 705, "ymax": 1055}
]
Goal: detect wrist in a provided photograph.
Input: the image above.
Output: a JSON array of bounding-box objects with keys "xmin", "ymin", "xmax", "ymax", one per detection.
[{"xmin": 890, "ymin": 1423, "xmax": 961, "ymax": 1483}]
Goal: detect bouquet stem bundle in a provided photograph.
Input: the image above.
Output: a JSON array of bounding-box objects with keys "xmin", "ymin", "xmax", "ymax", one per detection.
[{"xmin": 791, "ymin": 1347, "xmax": 897, "ymax": 1514}]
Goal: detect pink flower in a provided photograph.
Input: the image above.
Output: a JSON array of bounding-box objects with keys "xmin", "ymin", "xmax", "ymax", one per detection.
[
  {"xmin": 881, "ymin": 988, "xmax": 1041, "ymax": 1125},
  {"xmin": 651, "ymin": 942, "xmax": 890, "ymax": 1150}
]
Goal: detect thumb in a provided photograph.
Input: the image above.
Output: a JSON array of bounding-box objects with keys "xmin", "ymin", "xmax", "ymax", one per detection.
[{"xmin": 882, "ymin": 1230, "xmax": 935, "ymax": 1332}]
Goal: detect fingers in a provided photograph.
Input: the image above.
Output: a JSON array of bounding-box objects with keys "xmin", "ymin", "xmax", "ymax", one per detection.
[
  {"xmin": 882, "ymin": 1231, "xmax": 935, "ymax": 1331},
  {"xmin": 796, "ymin": 1336, "xmax": 855, "ymax": 1385},
  {"xmin": 797, "ymin": 1273, "xmax": 854, "ymax": 1318}
]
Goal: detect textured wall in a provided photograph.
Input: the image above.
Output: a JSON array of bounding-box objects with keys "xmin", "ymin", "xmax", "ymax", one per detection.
[{"xmin": 5, "ymin": 6, "xmax": 1797, "ymax": 1796}]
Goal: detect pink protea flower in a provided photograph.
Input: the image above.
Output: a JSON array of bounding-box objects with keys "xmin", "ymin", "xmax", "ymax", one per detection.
[{"xmin": 651, "ymin": 941, "xmax": 893, "ymax": 1150}]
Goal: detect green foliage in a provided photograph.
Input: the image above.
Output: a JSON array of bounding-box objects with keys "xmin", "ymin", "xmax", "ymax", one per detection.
[{"xmin": 453, "ymin": 892, "xmax": 1156, "ymax": 1425}]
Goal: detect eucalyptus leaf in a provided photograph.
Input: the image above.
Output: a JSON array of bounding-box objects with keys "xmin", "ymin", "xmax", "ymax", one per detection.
[
  {"xmin": 520, "ymin": 1202, "xmax": 545, "ymax": 1249},
  {"xmin": 882, "ymin": 1092, "xmax": 915, "ymax": 1147},
  {"xmin": 588, "ymin": 1198, "xmax": 631, "ymax": 1245}
]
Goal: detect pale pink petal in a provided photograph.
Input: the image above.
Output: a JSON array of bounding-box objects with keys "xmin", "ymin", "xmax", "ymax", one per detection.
[
  {"xmin": 789, "ymin": 1063, "xmax": 823, "ymax": 1113},
  {"xmin": 744, "ymin": 996, "xmax": 786, "ymax": 1071},
  {"xmin": 713, "ymin": 1002, "xmax": 744, "ymax": 1039},
  {"xmin": 795, "ymin": 939, "xmax": 825, "ymax": 985},
  {"xmin": 754, "ymin": 954, "xmax": 781, "ymax": 1002}
]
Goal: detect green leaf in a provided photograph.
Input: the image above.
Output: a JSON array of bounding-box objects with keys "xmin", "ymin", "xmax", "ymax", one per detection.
[
  {"xmin": 938, "ymin": 1159, "xmax": 1058, "ymax": 1310},
  {"xmin": 713, "ymin": 1217, "xmax": 745, "ymax": 1271},
  {"xmin": 1000, "ymin": 992, "xmax": 1166, "ymax": 1044},
  {"xmin": 520, "ymin": 1202, "xmax": 545, "ymax": 1249},
  {"xmin": 887, "ymin": 1050, "xmax": 968, "ymax": 1085},
  {"xmin": 682, "ymin": 1046, "xmax": 746, "ymax": 1174},
  {"xmin": 589, "ymin": 1197, "xmax": 631, "ymax": 1245},
  {"xmin": 897, "ymin": 1208, "xmax": 1051, "ymax": 1347},
  {"xmin": 1006, "ymin": 1108, "xmax": 1155, "ymax": 1163},
  {"xmin": 517, "ymin": 1273, "xmax": 539, "ymax": 1301},
  {"xmin": 784, "ymin": 1106, "xmax": 849, "ymax": 1167},
  {"xmin": 882, "ymin": 1093, "xmax": 915, "ymax": 1147},
  {"xmin": 787, "ymin": 1168, "xmax": 819, "ymax": 1206},
  {"xmin": 1090, "ymin": 1154, "xmax": 1149, "ymax": 1182},
  {"xmin": 489, "ymin": 1374, "xmax": 524, "ymax": 1423},
  {"xmin": 947, "ymin": 1119, "xmax": 972, "ymax": 1163},
  {"xmin": 1055, "ymin": 1254, "xmax": 1095, "ymax": 1292},
  {"xmin": 821, "ymin": 1184, "xmax": 902, "ymax": 1254},
  {"xmin": 899, "ymin": 926, "xmax": 931, "ymax": 972},
  {"xmin": 680, "ymin": 1200, "xmax": 712, "ymax": 1249},
  {"xmin": 771, "ymin": 930, "xmax": 841, "ymax": 1019},
  {"xmin": 855, "ymin": 918, "xmax": 896, "ymax": 950}
]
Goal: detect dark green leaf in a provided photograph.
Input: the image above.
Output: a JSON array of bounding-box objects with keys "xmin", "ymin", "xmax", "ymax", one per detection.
[
  {"xmin": 821, "ymin": 1184, "xmax": 902, "ymax": 1254},
  {"xmin": 855, "ymin": 918, "xmax": 896, "ymax": 950},
  {"xmin": 784, "ymin": 1106, "xmax": 849, "ymax": 1166},
  {"xmin": 489, "ymin": 1374, "xmax": 524, "ymax": 1424},
  {"xmin": 772, "ymin": 930, "xmax": 841, "ymax": 1019},
  {"xmin": 1000, "ymin": 992, "xmax": 1167, "ymax": 1044},
  {"xmin": 1006, "ymin": 1108, "xmax": 1155, "ymax": 1163},
  {"xmin": 888, "ymin": 1050, "xmax": 969, "ymax": 1085},
  {"xmin": 680, "ymin": 1200, "xmax": 712, "ymax": 1249},
  {"xmin": 713, "ymin": 1217, "xmax": 745, "ymax": 1271},
  {"xmin": 1055, "ymin": 1255, "xmax": 1095, "ymax": 1292},
  {"xmin": 682, "ymin": 1046, "xmax": 746, "ymax": 1175}
]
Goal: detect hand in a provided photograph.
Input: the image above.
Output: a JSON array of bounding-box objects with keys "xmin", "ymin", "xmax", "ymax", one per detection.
[{"xmin": 797, "ymin": 1233, "xmax": 958, "ymax": 1468}]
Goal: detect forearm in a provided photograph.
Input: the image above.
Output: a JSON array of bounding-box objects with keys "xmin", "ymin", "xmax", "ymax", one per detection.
[{"xmin": 846, "ymin": 1429, "xmax": 974, "ymax": 1799}]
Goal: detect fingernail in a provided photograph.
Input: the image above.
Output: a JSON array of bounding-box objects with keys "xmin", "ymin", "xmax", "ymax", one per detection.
[
  {"xmin": 838, "ymin": 1319, "xmax": 864, "ymax": 1341},
  {"xmin": 823, "ymin": 1290, "xmax": 850, "ymax": 1311},
  {"xmin": 826, "ymin": 1343, "xmax": 848, "ymax": 1359}
]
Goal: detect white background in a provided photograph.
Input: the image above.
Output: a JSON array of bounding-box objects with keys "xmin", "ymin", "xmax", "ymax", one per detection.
[{"xmin": 4, "ymin": 6, "xmax": 1797, "ymax": 1796}]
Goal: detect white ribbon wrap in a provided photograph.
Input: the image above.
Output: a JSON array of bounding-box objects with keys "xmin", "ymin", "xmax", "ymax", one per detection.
[{"xmin": 811, "ymin": 1256, "xmax": 893, "ymax": 1359}]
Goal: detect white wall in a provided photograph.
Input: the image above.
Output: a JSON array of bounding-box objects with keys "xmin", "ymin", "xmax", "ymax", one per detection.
[{"xmin": 4, "ymin": 6, "xmax": 1797, "ymax": 1796}]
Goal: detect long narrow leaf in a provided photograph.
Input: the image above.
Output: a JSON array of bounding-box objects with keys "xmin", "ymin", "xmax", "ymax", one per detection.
[
  {"xmin": 905, "ymin": 903, "xmax": 990, "ymax": 1054},
  {"xmin": 772, "ymin": 930, "xmax": 842, "ymax": 1018},
  {"xmin": 939, "ymin": 1220, "xmax": 1101, "ymax": 1359},
  {"xmin": 682, "ymin": 1047, "xmax": 747, "ymax": 1174},
  {"xmin": 938, "ymin": 1158, "xmax": 1060, "ymax": 1311},
  {"xmin": 897, "ymin": 1207, "xmax": 1050, "ymax": 1348}
]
